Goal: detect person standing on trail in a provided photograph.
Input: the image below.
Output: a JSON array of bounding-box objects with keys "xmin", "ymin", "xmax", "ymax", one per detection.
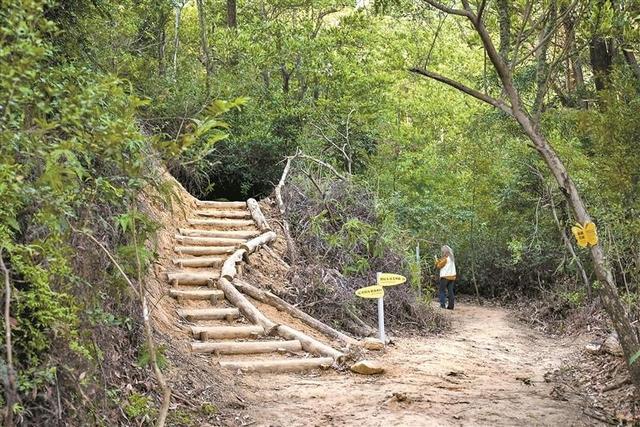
[{"xmin": 436, "ymin": 245, "xmax": 456, "ymax": 310}]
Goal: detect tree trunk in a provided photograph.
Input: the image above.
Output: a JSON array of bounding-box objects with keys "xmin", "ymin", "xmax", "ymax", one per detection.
[
  {"xmin": 157, "ymin": 17, "xmax": 167, "ymax": 77},
  {"xmin": 414, "ymin": 0, "xmax": 640, "ymax": 390},
  {"xmin": 548, "ymin": 191, "xmax": 592, "ymax": 299},
  {"xmin": 0, "ymin": 253, "xmax": 17, "ymax": 427},
  {"xmin": 226, "ymin": 0, "xmax": 237, "ymax": 28},
  {"xmin": 589, "ymin": 36, "xmax": 614, "ymax": 91},
  {"xmin": 172, "ymin": 4, "xmax": 183, "ymax": 78},
  {"xmin": 195, "ymin": 0, "xmax": 212, "ymax": 96},
  {"xmin": 496, "ymin": 0, "xmax": 510, "ymax": 61},
  {"xmin": 623, "ymin": 49, "xmax": 640, "ymax": 82}
]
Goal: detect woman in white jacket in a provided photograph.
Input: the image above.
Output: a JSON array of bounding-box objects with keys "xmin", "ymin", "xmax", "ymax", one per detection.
[{"xmin": 435, "ymin": 245, "xmax": 456, "ymax": 310}]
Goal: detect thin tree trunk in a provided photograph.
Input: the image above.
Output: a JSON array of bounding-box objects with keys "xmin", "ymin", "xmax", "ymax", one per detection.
[
  {"xmin": 172, "ymin": 4, "xmax": 183, "ymax": 78},
  {"xmin": 0, "ymin": 251, "xmax": 16, "ymax": 427},
  {"xmin": 226, "ymin": 0, "xmax": 237, "ymax": 28},
  {"xmin": 275, "ymin": 151, "xmax": 300, "ymax": 264},
  {"xmin": 548, "ymin": 191, "xmax": 591, "ymax": 299},
  {"xmin": 589, "ymin": 36, "xmax": 614, "ymax": 91},
  {"xmin": 623, "ymin": 49, "xmax": 640, "ymax": 82},
  {"xmin": 414, "ymin": 0, "xmax": 640, "ymax": 390},
  {"xmin": 195, "ymin": 0, "xmax": 212, "ymax": 96},
  {"xmin": 496, "ymin": 0, "xmax": 510, "ymax": 61}
]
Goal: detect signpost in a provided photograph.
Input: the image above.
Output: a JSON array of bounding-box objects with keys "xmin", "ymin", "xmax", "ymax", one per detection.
[{"xmin": 354, "ymin": 273, "xmax": 407, "ymax": 344}]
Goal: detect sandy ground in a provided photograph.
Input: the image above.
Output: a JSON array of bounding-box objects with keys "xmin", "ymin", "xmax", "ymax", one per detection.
[{"xmin": 237, "ymin": 302, "xmax": 598, "ymax": 427}]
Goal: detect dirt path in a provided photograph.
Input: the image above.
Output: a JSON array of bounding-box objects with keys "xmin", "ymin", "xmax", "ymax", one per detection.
[{"xmin": 238, "ymin": 303, "xmax": 597, "ymax": 426}]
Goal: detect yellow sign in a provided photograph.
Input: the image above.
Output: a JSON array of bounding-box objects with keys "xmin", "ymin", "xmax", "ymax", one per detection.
[
  {"xmin": 377, "ymin": 273, "xmax": 407, "ymax": 287},
  {"xmin": 571, "ymin": 221, "xmax": 598, "ymax": 248},
  {"xmin": 355, "ymin": 285, "xmax": 384, "ymax": 299}
]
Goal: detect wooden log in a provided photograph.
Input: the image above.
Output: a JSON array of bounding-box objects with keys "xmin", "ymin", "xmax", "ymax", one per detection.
[
  {"xmin": 191, "ymin": 325, "xmax": 264, "ymax": 340},
  {"xmin": 176, "ymin": 307, "xmax": 240, "ymax": 321},
  {"xmin": 191, "ymin": 340, "xmax": 302, "ymax": 355},
  {"xmin": 220, "ymin": 249, "xmax": 246, "ymax": 281},
  {"xmin": 169, "ymin": 289, "xmax": 224, "ymax": 301},
  {"xmin": 175, "ymin": 234, "xmax": 245, "ymax": 246},
  {"xmin": 195, "ymin": 210, "xmax": 251, "ymax": 219},
  {"xmin": 188, "ymin": 218, "xmax": 255, "ymax": 228},
  {"xmin": 275, "ymin": 153, "xmax": 298, "ymax": 263},
  {"xmin": 240, "ymin": 231, "xmax": 277, "ymax": 254},
  {"xmin": 167, "ymin": 271, "xmax": 218, "ymax": 286},
  {"xmin": 178, "ymin": 229, "xmax": 259, "ymax": 239},
  {"xmin": 277, "ymin": 325, "xmax": 344, "ymax": 361},
  {"xmin": 174, "ymin": 245, "xmax": 235, "ymax": 256},
  {"xmin": 219, "ymin": 357, "xmax": 334, "ymax": 373},
  {"xmin": 246, "ymin": 198, "xmax": 271, "ymax": 231},
  {"xmin": 195, "ymin": 200, "xmax": 247, "ymax": 209},
  {"xmin": 217, "ymin": 277, "xmax": 278, "ymax": 334},
  {"xmin": 234, "ymin": 279, "xmax": 357, "ymax": 346},
  {"xmin": 172, "ymin": 256, "xmax": 225, "ymax": 268}
]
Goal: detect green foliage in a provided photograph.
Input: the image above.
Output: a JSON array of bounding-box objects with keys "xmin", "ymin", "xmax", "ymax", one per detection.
[
  {"xmin": 124, "ymin": 392, "xmax": 155, "ymax": 419},
  {"xmin": 137, "ymin": 343, "xmax": 168, "ymax": 370}
]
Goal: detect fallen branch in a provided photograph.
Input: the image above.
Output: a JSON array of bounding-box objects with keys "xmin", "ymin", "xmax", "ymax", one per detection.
[{"xmin": 234, "ymin": 279, "xmax": 357, "ymax": 347}]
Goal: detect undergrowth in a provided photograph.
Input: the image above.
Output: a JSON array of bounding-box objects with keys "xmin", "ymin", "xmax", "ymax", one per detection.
[{"xmin": 281, "ymin": 171, "xmax": 447, "ymax": 336}]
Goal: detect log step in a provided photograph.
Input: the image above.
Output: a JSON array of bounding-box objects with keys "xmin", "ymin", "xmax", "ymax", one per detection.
[
  {"xmin": 191, "ymin": 325, "xmax": 264, "ymax": 340},
  {"xmin": 169, "ymin": 289, "xmax": 224, "ymax": 301},
  {"xmin": 188, "ymin": 218, "xmax": 256, "ymax": 228},
  {"xmin": 175, "ymin": 235, "xmax": 245, "ymax": 246},
  {"xmin": 179, "ymin": 228, "xmax": 259, "ymax": 239},
  {"xmin": 167, "ymin": 271, "xmax": 219, "ymax": 286},
  {"xmin": 196, "ymin": 200, "xmax": 247, "ymax": 209},
  {"xmin": 177, "ymin": 307, "xmax": 240, "ymax": 321},
  {"xmin": 195, "ymin": 210, "xmax": 251, "ymax": 219},
  {"xmin": 174, "ymin": 245, "xmax": 235, "ymax": 256},
  {"xmin": 219, "ymin": 357, "xmax": 334, "ymax": 373},
  {"xmin": 191, "ymin": 340, "xmax": 302, "ymax": 355},
  {"xmin": 172, "ymin": 256, "xmax": 225, "ymax": 268}
]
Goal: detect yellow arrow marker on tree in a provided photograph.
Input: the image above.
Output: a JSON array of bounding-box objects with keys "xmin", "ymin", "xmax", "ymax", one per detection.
[
  {"xmin": 355, "ymin": 285, "xmax": 384, "ymax": 299},
  {"xmin": 571, "ymin": 221, "xmax": 598, "ymax": 248},
  {"xmin": 377, "ymin": 273, "xmax": 407, "ymax": 287}
]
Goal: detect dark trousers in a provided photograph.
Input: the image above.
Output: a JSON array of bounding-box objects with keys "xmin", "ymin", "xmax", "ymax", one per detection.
[{"xmin": 438, "ymin": 278, "xmax": 455, "ymax": 309}]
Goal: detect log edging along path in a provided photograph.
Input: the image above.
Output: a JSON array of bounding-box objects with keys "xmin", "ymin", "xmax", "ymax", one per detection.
[{"xmin": 216, "ymin": 197, "xmax": 347, "ymax": 362}]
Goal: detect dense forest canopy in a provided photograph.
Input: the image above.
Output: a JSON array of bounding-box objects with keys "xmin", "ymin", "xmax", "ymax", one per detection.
[{"xmin": 1, "ymin": 0, "xmax": 639, "ymax": 423}]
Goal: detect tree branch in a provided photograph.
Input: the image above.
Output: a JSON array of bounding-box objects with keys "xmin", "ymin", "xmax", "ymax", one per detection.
[
  {"xmin": 409, "ymin": 67, "xmax": 513, "ymax": 114},
  {"xmin": 421, "ymin": 0, "xmax": 472, "ymax": 18}
]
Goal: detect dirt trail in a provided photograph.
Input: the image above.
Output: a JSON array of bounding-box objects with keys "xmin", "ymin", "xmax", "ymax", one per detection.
[{"xmin": 238, "ymin": 303, "xmax": 596, "ymax": 426}]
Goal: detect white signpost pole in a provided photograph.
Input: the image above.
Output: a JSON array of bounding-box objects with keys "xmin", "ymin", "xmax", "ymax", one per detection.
[{"xmin": 376, "ymin": 272, "xmax": 385, "ymax": 343}]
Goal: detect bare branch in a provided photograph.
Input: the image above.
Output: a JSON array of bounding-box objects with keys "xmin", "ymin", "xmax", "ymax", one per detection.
[
  {"xmin": 421, "ymin": 0, "xmax": 472, "ymax": 18},
  {"xmin": 299, "ymin": 153, "xmax": 348, "ymax": 181},
  {"xmin": 409, "ymin": 67, "xmax": 513, "ymax": 114}
]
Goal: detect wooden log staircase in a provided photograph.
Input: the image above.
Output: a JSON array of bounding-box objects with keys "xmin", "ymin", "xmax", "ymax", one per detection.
[{"xmin": 168, "ymin": 199, "xmax": 347, "ymax": 373}]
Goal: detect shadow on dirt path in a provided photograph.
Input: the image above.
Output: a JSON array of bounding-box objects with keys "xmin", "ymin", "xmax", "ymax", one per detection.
[{"xmin": 237, "ymin": 303, "xmax": 598, "ymax": 426}]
